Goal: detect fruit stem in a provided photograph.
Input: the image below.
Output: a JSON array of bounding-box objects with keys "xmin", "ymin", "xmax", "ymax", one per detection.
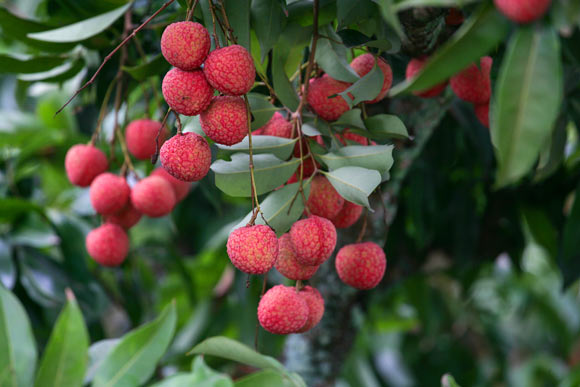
[
  {"xmin": 295, "ymin": 279, "xmax": 304, "ymax": 291},
  {"xmin": 207, "ymin": 0, "xmax": 220, "ymax": 49},
  {"xmin": 151, "ymin": 107, "xmax": 172, "ymax": 164},
  {"xmin": 185, "ymin": 0, "xmax": 199, "ymax": 22},
  {"xmin": 255, "ymin": 273, "xmax": 268, "ymax": 350},
  {"xmin": 356, "ymin": 209, "xmax": 368, "ymax": 243},
  {"xmin": 243, "ymin": 95, "xmax": 262, "ymax": 225},
  {"xmin": 217, "ymin": 0, "xmax": 236, "ymax": 44}
]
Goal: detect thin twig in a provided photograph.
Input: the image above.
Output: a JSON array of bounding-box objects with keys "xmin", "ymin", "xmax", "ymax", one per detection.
[
  {"xmin": 152, "ymin": 107, "xmax": 172, "ymax": 164},
  {"xmin": 243, "ymin": 95, "xmax": 261, "ymax": 225},
  {"xmin": 90, "ymin": 77, "xmax": 118, "ymax": 145},
  {"xmin": 208, "ymin": 0, "xmax": 220, "ymax": 49},
  {"xmin": 356, "ymin": 209, "xmax": 368, "ymax": 243},
  {"xmin": 185, "ymin": 0, "xmax": 199, "ymax": 21}
]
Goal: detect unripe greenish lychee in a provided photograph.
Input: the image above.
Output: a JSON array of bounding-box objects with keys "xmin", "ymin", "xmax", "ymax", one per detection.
[
  {"xmin": 104, "ymin": 201, "xmax": 142, "ymax": 229},
  {"xmin": 297, "ymin": 286, "xmax": 325, "ymax": 333},
  {"xmin": 227, "ymin": 225, "xmax": 278, "ymax": 274},
  {"xmin": 255, "ymin": 112, "xmax": 292, "ymax": 138},
  {"xmin": 450, "ymin": 57, "xmax": 492, "ymax": 104},
  {"xmin": 200, "ymin": 96, "xmax": 248, "ymax": 145},
  {"xmin": 90, "ymin": 173, "xmax": 130, "ymax": 215},
  {"xmin": 331, "ymin": 201, "xmax": 363, "ymax": 229},
  {"xmin": 307, "ymin": 75, "xmax": 351, "ymax": 121},
  {"xmin": 258, "ymin": 285, "xmax": 309, "ymax": 335},
  {"xmin": 131, "ymin": 176, "xmax": 176, "ymax": 218},
  {"xmin": 203, "ymin": 45, "xmax": 256, "ymax": 96},
  {"xmin": 65, "ymin": 144, "xmax": 108, "ymax": 187},
  {"xmin": 307, "ymin": 175, "xmax": 344, "ymax": 220},
  {"xmin": 86, "ymin": 223, "xmax": 129, "ymax": 267},
  {"xmin": 161, "ymin": 21, "xmax": 210, "ymax": 70},
  {"xmin": 350, "ymin": 53, "xmax": 393, "ymax": 103},
  {"xmin": 494, "ymin": 0, "xmax": 551, "ymax": 23},
  {"xmin": 335, "ymin": 242, "xmax": 386, "ymax": 290},
  {"xmin": 162, "ymin": 68, "xmax": 214, "ymax": 116},
  {"xmin": 125, "ymin": 119, "xmax": 167, "ymax": 160},
  {"xmin": 160, "ymin": 132, "xmax": 211, "ymax": 182},
  {"xmin": 290, "ymin": 215, "xmax": 337, "ymax": 266},
  {"xmin": 275, "ymin": 234, "xmax": 319, "ymax": 280},
  {"xmin": 406, "ymin": 58, "xmax": 448, "ymax": 98},
  {"xmin": 151, "ymin": 167, "xmax": 191, "ymax": 201}
]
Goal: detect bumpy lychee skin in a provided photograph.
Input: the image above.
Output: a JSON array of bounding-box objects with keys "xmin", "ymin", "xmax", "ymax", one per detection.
[
  {"xmin": 160, "ymin": 133, "xmax": 211, "ymax": 182},
  {"xmin": 307, "ymin": 176, "xmax": 344, "ymax": 220},
  {"xmin": 104, "ymin": 201, "xmax": 142, "ymax": 229},
  {"xmin": 65, "ymin": 144, "xmax": 108, "ymax": 187},
  {"xmin": 297, "ymin": 286, "xmax": 325, "ymax": 333},
  {"xmin": 290, "ymin": 215, "xmax": 337, "ymax": 266},
  {"xmin": 131, "ymin": 176, "xmax": 176, "ymax": 218},
  {"xmin": 336, "ymin": 242, "xmax": 386, "ymax": 290},
  {"xmin": 275, "ymin": 234, "xmax": 319, "ymax": 280},
  {"xmin": 162, "ymin": 68, "xmax": 214, "ymax": 116},
  {"xmin": 406, "ymin": 58, "xmax": 448, "ymax": 98},
  {"xmin": 227, "ymin": 225, "xmax": 279, "ymax": 274},
  {"xmin": 332, "ymin": 201, "xmax": 363, "ymax": 229},
  {"xmin": 125, "ymin": 119, "xmax": 167, "ymax": 160},
  {"xmin": 474, "ymin": 103, "xmax": 490, "ymax": 128},
  {"xmin": 350, "ymin": 54, "xmax": 393, "ymax": 103},
  {"xmin": 336, "ymin": 129, "xmax": 369, "ymax": 146},
  {"xmin": 151, "ymin": 167, "xmax": 190, "ymax": 201},
  {"xmin": 86, "ymin": 223, "xmax": 129, "ymax": 267},
  {"xmin": 203, "ymin": 45, "xmax": 255, "ymax": 96},
  {"xmin": 258, "ymin": 285, "xmax": 309, "ymax": 335},
  {"xmin": 256, "ymin": 112, "xmax": 292, "ymax": 138},
  {"xmin": 161, "ymin": 22, "xmax": 210, "ymax": 70},
  {"xmin": 307, "ymin": 75, "xmax": 352, "ymax": 121},
  {"xmin": 450, "ymin": 57, "xmax": 492, "ymax": 104},
  {"xmin": 200, "ymin": 96, "xmax": 248, "ymax": 145},
  {"xmin": 90, "ymin": 173, "xmax": 130, "ymax": 215},
  {"xmin": 494, "ymin": 0, "xmax": 551, "ymax": 23}
]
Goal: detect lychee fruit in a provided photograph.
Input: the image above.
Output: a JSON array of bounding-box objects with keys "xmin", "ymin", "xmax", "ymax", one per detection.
[
  {"xmin": 256, "ymin": 112, "xmax": 292, "ymax": 138},
  {"xmin": 405, "ymin": 58, "xmax": 448, "ymax": 98},
  {"xmin": 86, "ymin": 223, "xmax": 129, "ymax": 267},
  {"xmin": 297, "ymin": 286, "xmax": 324, "ymax": 333},
  {"xmin": 290, "ymin": 215, "xmax": 337, "ymax": 266},
  {"xmin": 226, "ymin": 225, "xmax": 279, "ymax": 274},
  {"xmin": 200, "ymin": 96, "xmax": 248, "ymax": 145},
  {"xmin": 65, "ymin": 144, "xmax": 108, "ymax": 187},
  {"xmin": 331, "ymin": 201, "xmax": 363, "ymax": 229},
  {"xmin": 494, "ymin": 0, "xmax": 551, "ymax": 23},
  {"xmin": 131, "ymin": 176, "xmax": 176, "ymax": 218},
  {"xmin": 350, "ymin": 53, "xmax": 393, "ymax": 103},
  {"xmin": 203, "ymin": 45, "xmax": 256, "ymax": 96},
  {"xmin": 125, "ymin": 119, "xmax": 167, "ymax": 160},
  {"xmin": 90, "ymin": 173, "xmax": 130, "ymax": 215},
  {"xmin": 160, "ymin": 132, "xmax": 211, "ymax": 182},
  {"xmin": 161, "ymin": 21, "xmax": 210, "ymax": 70},
  {"xmin": 275, "ymin": 233, "xmax": 319, "ymax": 280},
  {"xmin": 104, "ymin": 201, "xmax": 142, "ymax": 229},
  {"xmin": 257, "ymin": 285, "xmax": 308, "ymax": 335},
  {"xmin": 335, "ymin": 242, "xmax": 386, "ymax": 290},
  {"xmin": 151, "ymin": 167, "xmax": 190, "ymax": 201},
  {"xmin": 307, "ymin": 175, "xmax": 344, "ymax": 220},
  {"xmin": 336, "ymin": 129, "xmax": 369, "ymax": 146},
  {"xmin": 307, "ymin": 75, "xmax": 352, "ymax": 121},
  {"xmin": 474, "ymin": 103, "xmax": 490, "ymax": 128},
  {"xmin": 450, "ymin": 56, "xmax": 492, "ymax": 104},
  {"xmin": 162, "ymin": 68, "xmax": 214, "ymax": 116}
]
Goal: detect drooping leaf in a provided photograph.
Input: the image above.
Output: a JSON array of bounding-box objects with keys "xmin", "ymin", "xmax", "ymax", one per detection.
[
  {"xmin": 251, "ymin": 0, "xmax": 287, "ymax": 60},
  {"xmin": 560, "ymin": 183, "xmax": 580, "ymax": 287},
  {"xmin": 338, "ymin": 62, "xmax": 384, "ymax": 107},
  {"xmin": 0, "ymin": 54, "xmax": 67, "ymax": 74},
  {"xmin": 217, "ymin": 136, "xmax": 298, "ymax": 160},
  {"xmin": 226, "ymin": 0, "xmax": 251, "ymax": 49},
  {"xmin": 18, "ymin": 58, "xmax": 86, "ymax": 83},
  {"xmin": 323, "ymin": 166, "xmax": 381, "ymax": 208},
  {"xmin": 315, "ymin": 26, "xmax": 360, "ymax": 83},
  {"xmin": 318, "ymin": 145, "xmax": 394, "ymax": 176},
  {"xmin": 151, "ymin": 357, "xmax": 233, "ymax": 387},
  {"xmin": 364, "ymin": 114, "xmax": 410, "ymax": 140},
  {"xmin": 272, "ymin": 46, "xmax": 300, "ymax": 111},
  {"xmin": 394, "ymin": 0, "xmax": 478, "ymax": 12},
  {"xmin": 234, "ymin": 369, "xmax": 290, "ymax": 387},
  {"xmin": 248, "ymin": 93, "xmax": 277, "ymax": 129},
  {"xmin": 84, "ymin": 339, "xmax": 120, "ymax": 385}
]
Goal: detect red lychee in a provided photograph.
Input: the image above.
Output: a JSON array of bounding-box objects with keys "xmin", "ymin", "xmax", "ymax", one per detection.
[
  {"xmin": 494, "ymin": 0, "xmax": 551, "ymax": 23},
  {"xmin": 161, "ymin": 21, "xmax": 210, "ymax": 70},
  {"xmin": 131, "ymin": 176, "xmax": 176, "ymax": 218},
  {"xmin": 350, "ymin": 53, "xmax": 393, "ymax": 103},
  {"xmin": 335, "ymin": 242, "xmax": 386, "ymax": 290},
  {"xmin": 474, "ymin": 103, "xmax": 490, "ymax": 128},
  {"xmin": 65, "ymin": 144, "xmax": 108, "ymax": 187},
  {"xmin": 104, "ymin": 201, "xmax": 142, "ymax": 229},
  {"xmin": 125, "ymin": 119, "xmax": 167, "ymax": 160},
  {"xmin": 203, "ymin": 45, "xmax": 256, "ymax": 96},
  {"xmin": 86, "ymin": 223, "xmax": 129, "ymax": 267},
  {"xmin": 450, "ymin": 57, "xmax": 492, "ymax": 104},
  {"xmin": 257, "ymin": 285, "xmax": 309, "ymax": 335},
  {"xmin": 90, "ymin": 173, "xmax": 130, "ymax": 215},
  {"xmin": 307, "ymin": 175, "xmax": 344, "ymax": 220},
  {"xmin": 297, "ymin": 286, "xmax": 324, "ymax": 333},
  {"xmin": 331, "ymin": 201, "xmax": 363, "ymax": 229},
  {"xmin": 200, "ymin": 96, "xmax": 248, "ymax": 145},
  {"xmin": 162, "ymin": 68, "xmax": 214, "ymax": 116},
  {"xmin": 275, "ymin": 233, "xmax": 319, "ymax": 280},
  {"xmin": 405, "ymin": 58, "xmax": 448, "ymax": 98},
  {"xmin": 151, "ymin": 167, "xmax": 191, "ymax": 201},
  {"xmin": 336, "ymin": 129, "xmax": 369, "ymax": 146},
  {"xmin": 160, "ymin": 132, "xmax": 211, "ymax": 182},
  {"xmin": 256, "ymin": 112, "xmax": 292, "ymax": 138},
  {"xmin": 307, "ymin": 75, "xmax": 352, "ymax": 121},
  {"xmin": 290, "ymin": 215, "xmax": 337, "ymax": 266},
  {"xmin": 226, "ymin": 225, "xmax": 279, "ymax": 274}
]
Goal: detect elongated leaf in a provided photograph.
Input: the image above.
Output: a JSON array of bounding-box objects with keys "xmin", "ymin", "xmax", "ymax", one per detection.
[
  {"xmin": 318, "ymin": 145, "xmax": 394, "ymax": 175},
  {"xmin": 364, "ymin": 114, "xmax": 410, "ymax": 140},
  {"xmin": 339, "ymin": 62, "xmax": 383, "ymax": 107},
  {"xmin": 561, "ymin": 183, "xmax": 580, "ymax": 286},
  {"xmin": 217, "ymin": 136, "xmax": 298, "ymax": 160},
  {"xmin": 0, "ymin": 240, "xmax": 15, "ymax": 289},
  {"xmin": 92, "ymin": 302, "xmax": 177, "ymax": 387},
  {"xmin": 333, "ymin": 109, "xmax": 366, "ymax": 129},
  {"xmin": 0, "ymin": 54, "xmax": 67, "ymax": 74},
  {"xmin": 492, "ymin": 26, "xmax": 563, "ymax": 188},
  {"xmin": 151, "ymin": 357, "xmax": 233, "ymax": 387},
  {"xmin": 315, "ymin": 26, "xmax": 360, "ymax": 83},
  {"xmin": 123, "ymin": 54, "xmax": 170, "ymax": 81},
  {"xmin": 84, "ymin": 340, "xmax": 120, "ymax": 385},
  {"xmin": 248, "ymin": 93, "xmax": 277, "ymax": 129},
  {"xmin": 394, "ymin": 0, "xmax": 477, "ymax": 11},
  {"xmin": 251, "ymin": 0, "xmax": 286, "ymax": 60},
  {"xmin": 323, "ymin": 167, "xmax": 381, "ymax": 208},
  {"xmin": 18, "ymin": 58, "xmax": 85, "ymax": 83},
  {"xmin": 226, "ymin": 0, "xmax": 251, "ymax": 49},
  {"xmin": 336, "ymin": 29, "xmax": 391, "ymax": 51},
  {"xmin": 272, "ymin": 46, "xmax": 300, "ymax": 111},
  {"xmin": 34, "ymin": 293, "xmax": 89, "ymax": 387},
  {"xmin": 0, "ymin": 284, "xmax": 37, "ymax": 387},
  {"xmin": 28, "ymin": 3, "xmax": 132, "ymax": 43},
  {"xmin": 234, "ymin": 369, "xmax": 288, "ymax": 387}
]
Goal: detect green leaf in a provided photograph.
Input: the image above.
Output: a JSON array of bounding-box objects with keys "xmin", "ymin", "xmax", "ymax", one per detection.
[
  {"xmin": 441, "ymin": 373, "xmax": 462, "ymax": 387},
  {"xmin": 92, "ymin": 302, "xmax": 177, "ymax": 387},
  {"xmin": 123, "ymin": 54, "xmax": 170, "ymax": 81},
  {"xmin": 318, "ymin": 145, "xmax": 394, "ymax": 176},
  {"xmin": 211, "ymin": 153, "xmax": 300, "ymax": 197},
  {"xmin": 234, "ymin": 369, "xmax": 289, "ymax": 387},
  {"xmin": 364, "ymin": 114, "xmax": 410, "ymax": 140},
  {"xmin": 151, "ymin": 357, "xmax": 233, "ymax": 387},
  {"xmin": 535, "ymin": 114, "xmax": 568, "ymax": 181},
  {"xmin": 336, "ymin": 29, "xmax": 391, "ymax": 51},
  {"xmin": 251, "ymin": 0, "xmax": 287, "ymax": 60},
  {"xmin": 0, "ymin": 240, "xmax": 15, "ymax": 289},
  {"xmin": 18, "ymin": 58, "xmax": 86, "ymax": 83},
  {"xmin": 562, "ymin": 183, "xmax": 580, "ymax": 287},
  {"xmin": 272, "ymin": 46, "xmax": 300, "ymax": 111},
  {"xmin": 389, "ymin": 4, "xmax": 508, "ymax": 96},
  {"xmin": 492, "ymin": 26, "xmax": 562, "ymax": 188},
  {"xmin": 84, "ymin": 340, "xmax": 120, "ymax": 385},
  {"xmin": 0, "ymin": 54, "xmax": 67, "ymax": 74},
  {"xmin": 217, "ymin": 136, "xmax": 298, "ymax": 160},
  {"xmin": 322, "ymin": 166, "xmax": 381, "ymax": 208},
  {"xmin": 315, "ymin": 26, "xmax": 360, "ymax": 83},
  {"xmin": 338, "ymin": 62, "xmax": 384, "ymax": 107},
  {"xmin": 248, "ymin": 93, "xmax": 277, "ymax": 129},
  {"xmin": 27, "ymin": 2, "xmax": 132, "ymax": 43},
  {"xmin": 394, "ymin": 0, "xmax": 477, "ymax": 12},
  {"xmin": 227, "ymin": 0, "xmax": 251, "ymax": 49},
  {"xmin": 34, "ymin": 292, "xmax": 89, "ymax": 387},
  {"xmin": 0, "ymin": 284, "xmax": 37, "ymax": 387},
  {"xmin": 376, "ymin": 0, "xmax": 404, "ymax": 38}
]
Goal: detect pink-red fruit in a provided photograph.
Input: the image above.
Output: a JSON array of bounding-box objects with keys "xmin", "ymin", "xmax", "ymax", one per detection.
[
  {"xmin": 275, "ymin": 234, "xmax": 319, "ymax": 280},
  {"xmin": 258, "ymin": 285, "xmax": 309, "ymax": 335},
  {"xmin": 335, "ymin": 242, "xmax": 386, "ymax": 290},
  {"xmin": 331, "ymin": 201, "xmax": 363, "ymax": 229},
  {"xmin": 494, "ymin": 0, "xmax": 551, "ymax": 23},
  {"xmin": 406, "ymin": 58, "xmax": 448, "ymax": 98},
  {"xmin": 151, "ymin": 167, "xmax": 191, "ymax": 201},
  {"xmin": 450, "ymin": 57, "xmax": 492, "ymax": 104},
  {"xmin": 290, "ymin": 215, "xmax": 337, "ymax": 266},
  {"xmin": 125, "ymin": 119, "xmax": 167, "ymax": 160},
  {"xmin": 307, "ymin": 75, "xmax": 351, "ymax": 121},
  {"xmin": 474, "ymin": 103, "xmax": 490, "ymax": 128},
  {"xmin": 131, "ymin": 176, "xmax": 176, "ymax": 218},
  {"xmin": 227, "ymin": 225, "xmax": 279, "ymax": 274},
  {"xmin": 162, "ymin": 68, "xmax": 213, "ymax": 116},
  {"xmin": 104, "ymin": 201, "xmax": 142, "ymax": 229},
  {"xmin": 350, "ymin": 54, "xmax": 393, "ymax": 103},
  {"xmin": 255, "ymin": 112, "xmax": 292, "ymax": 138},
  {"xmin": 65, "ymin": 144, "xmax": 108, "ymax": 187},
  {"xmin": 161, "ymin": 22, "xmax": 210, "ymax": 70},
  {"xmin": 86, "ymin": 223, "xmax": 129, "ymax": 267},
  {"xmin": 336, "ymin": 129, "xmax": 369, "ymax": 146},
  {"xmin": 90, "ymin": 173, "xmax": 130, "ymax": 215},
  {"xmin": 307, "ymin": 176, "xmax": 344, "ymax": 220},
  {"xmin": 203, "ymin": 45, "xmax": 256, "ymax": 96},
  {"xmin": 160, "ymin": 133, "xmax": 211, "ymax": 182},
  {"xmin": 200, "ymin": 96, "xmax": 248, "ymax": 145},
  {"xmin": 297, "ymin": 286, "xmax": 325, "ymax": 332}
]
